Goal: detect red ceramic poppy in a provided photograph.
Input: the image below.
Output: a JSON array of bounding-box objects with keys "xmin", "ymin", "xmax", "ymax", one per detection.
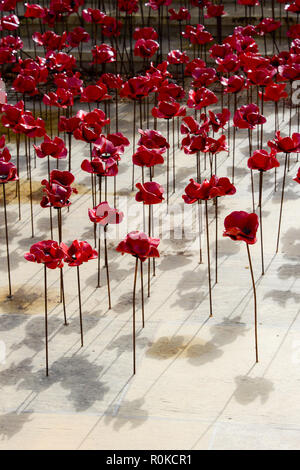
[
  {"xmin": 182, "ymin": 178, "xmax": 210, "ymax": 203},
  {"xmin": 216, "ymin": 54, "xmax": 241, "ymax": 74},
  {"xmin": 133, "ymin": 27, "xmax": 158, "ymax": 40},
  {"xmin": 81, "ymin": 157, "xmax": 118, "ymax": 177},
  {"xmin": 205, "ymin": 2, "xmax": 226, "ymax": 18},
  {"xmin": 24, "ymin": 240, "xmax": 65, "ymax": 269},
  {"xmin": 259, "ymin": 83, "xmax": 288, "ymax": 102},
  {"xmin": 294, "ymin": 168, "xmax": 300, "ymax": 184},
  {"xmin": 74, "ymin": 109, "xmax": 110, "ymax": 143},
  {"xmin": 120, "ymin": 76, "xmax": 153, "ymax": 100},
  {"xmin": 12, "ymin": 74, "xmax": 38, "ymax": 96},
  {"xmin": 80, "ymin": 84, "xmax": 111, "ymax": 103},
  {"xmin": 15, "ymin": 112, "xmax": 46, "ymax": 138},
  {"xmin": 181, "ymin": 134, "xmax": 207, "ymax": 154},
  {"xmin": 98, "ymin": 73, "xmax": 124, "ymax": 90},
  {"xmin": 118, "ymin": 0, "xmax": 139, "ymax": 14},
  {"xmin": 82, "ymin": 8, "xmax": 105, "ymax": 24},
  {"xmin": 13, "ymin": 58, "xmax": 48, "ymax": 84},
  {"xmin": 92, "ymin": 44, "xmax": 116, "ymax": 64},
  {"xmin": 191, "ymin": 67, "xmax": 217, "ymax": 88},
  {"xmin": 133, "ymin": 146, "xmax": 164, "ymax": 167},
  {"xmin": 184, "ymin": 58, "xmax": 206, "ymax": 76},
  {"xmin": 204, "ymin": 135, "xmax": 228, "ymax": 155},
  {"xmin": 54, "ymin": 72, "xmax": 83, "ymax": 97},
  {"xmin": 135, "ymin": 181, "xmax": 164, "ymax": 204},
  {"xmin": 182, "ymin": 24, "xmax": 213, "ymax": 45},
  {"xmin": 138, "ymin": 129, "xmax": 169, "ymax": 151},
  {"xmin": 221, "ymin": 75, "xmax": 248, "ymax": 94},
  {"xmin": 40, "ymin": 170, "xmax": 77, "ymax": 208},
  {"xmin": 206, "ymin": 109, "xmax": 230, "ymax": 133},
  {"xmin": 223, "ymin": 211, "xmax": 259, "ymax": 245},
  {"xmin": 146, "ymin": 61, "xmax": 172, "ymax": 88},
  {"xmin": 67, "ymin": 27, "xmax": 90, "ymax": 48},
  {"xmin": 237, "ymin": 0, "xmax": 259, "ymax": 5},
  {"xmin": 256, "ymin": 18, "xmax": 281, "ymax": 35},
  {"xmin": 1, "ymin": 100, "xmax": 24, "ymax": 131},
  {"xmin": 167, "ymin": 50, "xmax": 190, "ymax": 65},
  {"xmin": 88, "ymin": 201, "xmax": 124, "ymax": 226},
  {"xmin": 181, "ymin": 116, "xmax": 209, "ymax": 136},
  {"xmin": 25, "ymin": 4, "xmax": 46, "ymax": 18},
  {"xmin": 134, "ymin": 39, "xmax": 159, "ymax": 59},
  {"xmin": 0, "ymin": 14, "xmax": 19, "ymax": 31},
  {"xmin": 187, "ymin": 87, "xmax": 218, "ymax": 111},
  {"xmin": 116, "ymin": 231, "xmax": 160, "ymax": 262},
  {"xmin": 61, "ymin": 240, "xmax": 98, "ymax": 267},
  {"xmin": 248, "ymin": 149, "xmax": 280, "ymax": 172},
  {"xmin": 233, "ymin": 104, "xmax": 266, "ymax": 130},
  {"xmin": 33, "ymin": 31, "xmax": 68, "ymax": 51},
  {"xmin": 146, "ymin": 0, "xmax": 172, "ymax": 10},
  {"xmin": 152, "ymin": 100, "xmax": 186, "ymax": 119},
  {"xmin": 0, "ymin": 46, "xmax": 17, "ymax": 64},
  {"xmin": 157, "ymin": 82, "xmax": 184, "ymax": 102},
  {"xmin": 46, "ymin": 51, "xmax": 76, "ymax": 72},
  {"xmin": 93, "ymin": 133, "xmax": 129, "ymax": 159},
  {"xmin": 58, "ymin": 115, "xmax": 81, "ymax": 134},
  {"xmin": 247, "ymin": 67, "xmax": 276, "ymax": 87},
  {"xmin": 209, "ymin": 43, "xmax": 231, "ymax": 59},
  {"xmin": 169, "ymin": 7, "xmax": 191, "ymax": 21},
  {"xmin": 0, "ymin": 160, "xmax": 18, "ymax": 183},
  {"xmin": 101, "ymin": 15, "xmax": 122, "ymax": 38},
  {"xmin": 43, "ymin": 88, "xmax": 74, "ymax": 109},
  {"xmin": 268, "ymin": 131, "xmax": 300, "ymax": 154},
  {"xmin": 34, "ymin": 135, "xmax": 67, "ymax": 160}
]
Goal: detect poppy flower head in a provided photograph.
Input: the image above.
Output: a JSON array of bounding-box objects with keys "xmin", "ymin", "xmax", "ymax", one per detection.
[
  {"xmin": 294, "ymin": 167, "xmax": 300, "ymax": 184},
  {"xmin": 0, "ymin": 160, "xmax": 18, "ymax": 183},
  {"xmin": 233, "ymin": 103, "xmax": 266, "ymax": 130},
  {"xmin": 24, "ymin": 240, "xmax": 65, "ymax": 269},
  {"xmin": 223, "ymin": 211, "xmax": 259, "ymax": 245},
  {"xmin": 187, "ymin": 87, "xmax": 218, "ymax": 110},
  {"xmin": 34, "ymin": 135, "xmax": 67, "ymax": 160},
  {"xmin": 268, "ymin": 131, "xmax": 300, "ymax": 154},
  {"xmin": 88, "ymin": 201, "xmax": 124, "ymax": 226},
  {"xmin": 134, "ymin": 38, "xmax": 159, "ymax": 59},
  {"xmin": 152, "ymin": 100, "xmax": 186, "ymax": 120},
  {"xmin": 248, "ymin": 149, "xmax": 280, "ymax": 171},
  {"xmin": 138, "ymin": 129, "xmax": 169, "ymax": 151},
  {"xmin": 135, "ymin": 181, "xmax": 165, "ymax": 204},
  {"xmin": 61, "ymin": 240, "xmax": 98, "ymax": 267},
  {"xmin": 133, "ymin": 146, "xmax": 165, "ymax": 167},
  {"xmin": 168, "ymin": 7, "xmax": 191, "ymax": 22},
  {"xmin": 40, "ymin": 170, "xmax": 77, "ymax": 208},
  {"xmin": 116, "ymin": 231, "xmax": 160, "ymax": 262}
]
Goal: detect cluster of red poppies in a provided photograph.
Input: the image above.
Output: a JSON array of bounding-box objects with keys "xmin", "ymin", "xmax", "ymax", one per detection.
[{"xmin": 0, "ymin": 0, "xmax": 299, "ymax": 375}]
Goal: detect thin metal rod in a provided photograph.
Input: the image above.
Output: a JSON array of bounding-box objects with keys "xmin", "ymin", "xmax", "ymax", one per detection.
[
  {"xmin": 246, "ymin": 244, "xmax": 259, "ymax": 363},
  {"xmin": 104, "ymin": 226, "xmax": 111, "ymax": 309},
  {"xmin": 259, "ymin": 171, "xmax": 265, "ymax": 275},
  {"xmin": 132, "ymin": 258, "xmax": 138, "ymax": 375},
  {"xmin": 276, "ymin": 153, "xmax": 288, "ymax": 253},
  {"xmin": 2, "ymin": 184, "xmax": 12, "ymax": 298},
  {"xmin": 44, "ymin": 265, "xmax": 49, "ymax": 376},
  {"xmin": 215, "ymin": 197, "xmax": 218, "ymax": 284},
  {"xmin": 140, "ymin": 259, "xmax": 145, "ymax": 328},
  {"xmin": 77, "ymin": 266, "xmax": 84, "ymax": 347},
  {"xmin": 205, "ymin": 200, "xmax": 213, "ymax": 317}
]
